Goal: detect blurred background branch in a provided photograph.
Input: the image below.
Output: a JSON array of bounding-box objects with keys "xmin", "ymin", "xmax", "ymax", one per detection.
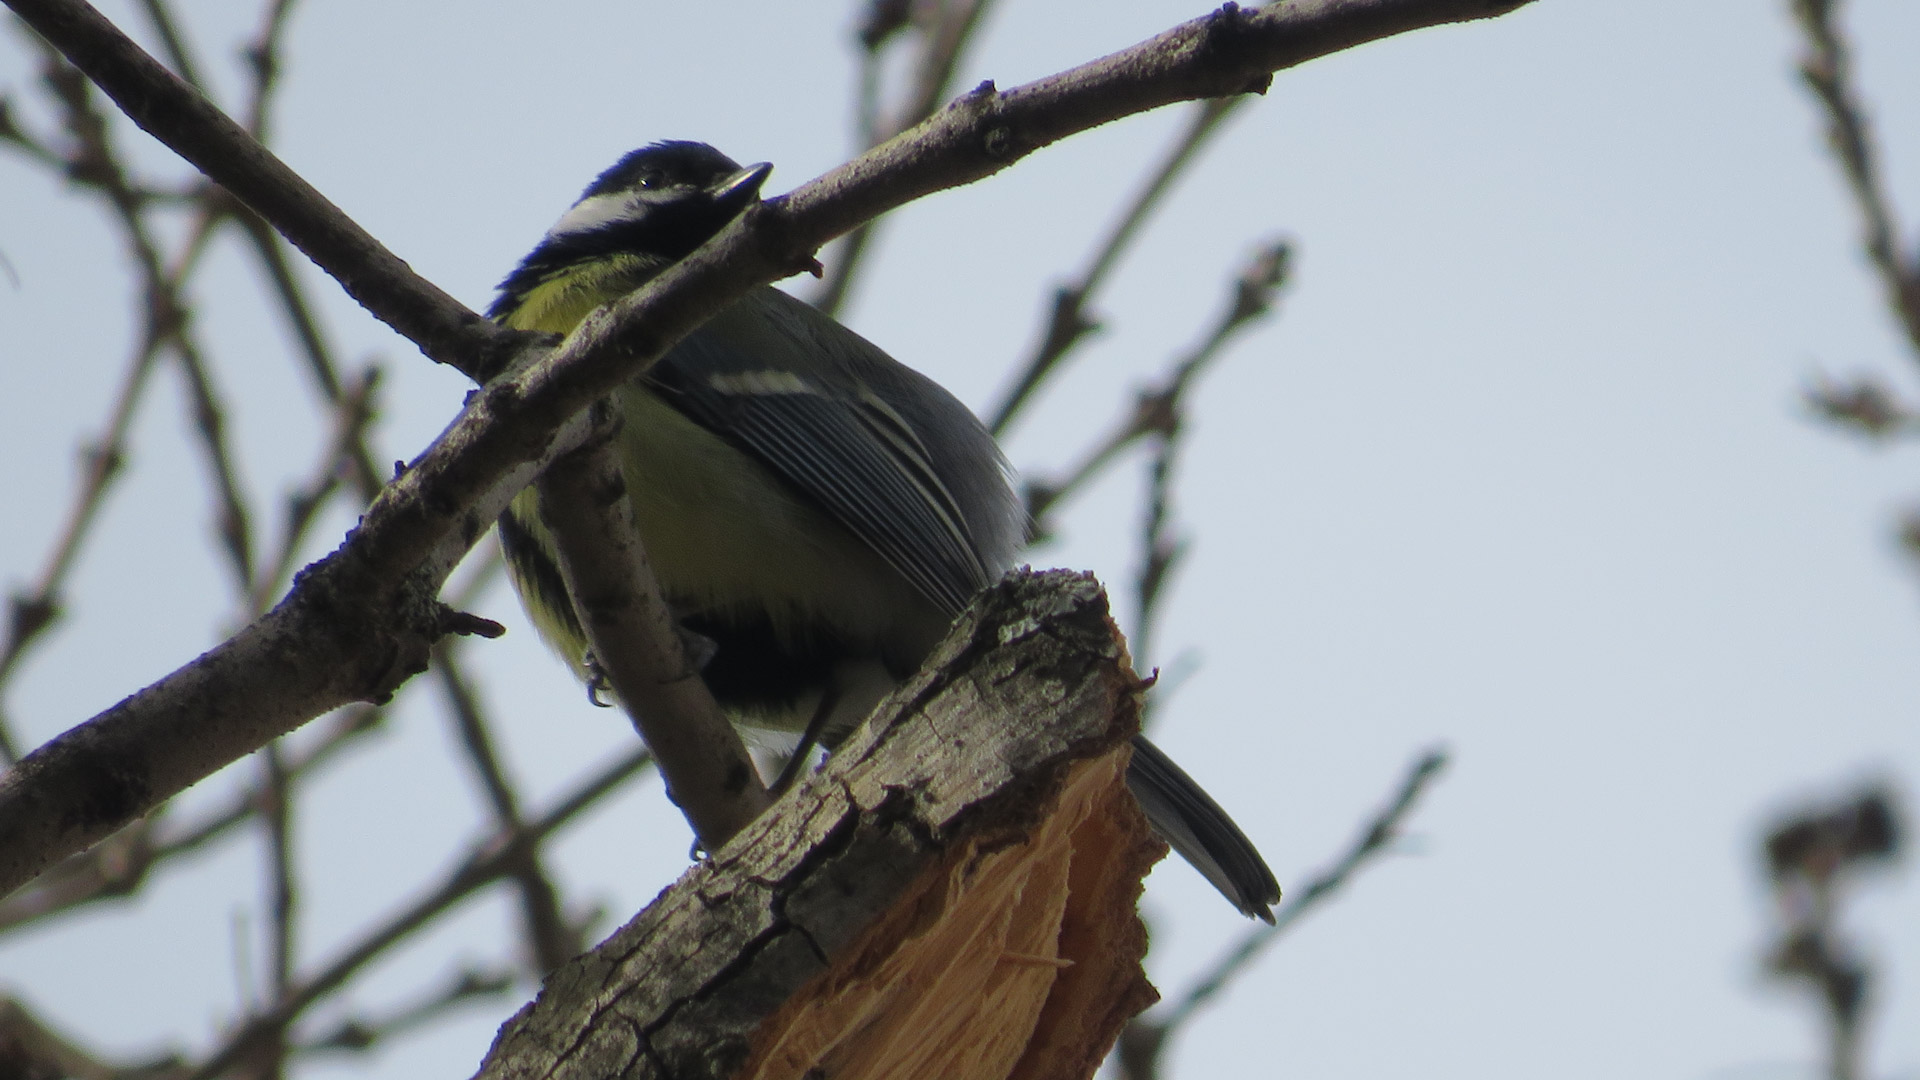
[
  {"xmin": 810, "ymin": 0, "xmax": 998, "ymax": 317},
  {"xmin": 1791, "ymin": 0, "xmax": 1920, "ymax": 358},
  {"xmin": 0, "ymin": 4, "xmax": 657, "ymax": 1075},
  {"xmin": 1757, "ymin": 784, "xmax": 1904, "ymax": 1080}
]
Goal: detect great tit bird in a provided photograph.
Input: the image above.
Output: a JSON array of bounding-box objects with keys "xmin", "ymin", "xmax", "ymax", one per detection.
[{"xmin": 491, "ymin": 141, "xmax": 1280, "ymax": 920}]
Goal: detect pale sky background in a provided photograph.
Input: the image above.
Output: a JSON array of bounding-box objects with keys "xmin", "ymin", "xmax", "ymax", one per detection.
[{"xmin": 2, "ymin": 1, "xmax": 1917, "ymax": 1078}]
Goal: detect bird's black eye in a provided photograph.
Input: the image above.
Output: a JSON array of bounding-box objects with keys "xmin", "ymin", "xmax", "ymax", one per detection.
[{"xmin": 637, "ymin": 170, "xmax": 662, "ymax": 189}]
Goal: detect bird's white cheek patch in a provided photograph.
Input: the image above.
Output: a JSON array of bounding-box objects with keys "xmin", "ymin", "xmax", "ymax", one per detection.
[{"xmin": 544, "ymin": 193, "xmax": 645, "ymax": 240}]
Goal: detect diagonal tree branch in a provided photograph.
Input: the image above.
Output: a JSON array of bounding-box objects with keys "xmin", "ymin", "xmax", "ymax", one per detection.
[
  {"xmin": 0, "ymin": 0, "xmax": 1535, "ymax": 902},
  {"xmin": 810, "ymin": 0, "xmax": 998, "ymax": 316}
]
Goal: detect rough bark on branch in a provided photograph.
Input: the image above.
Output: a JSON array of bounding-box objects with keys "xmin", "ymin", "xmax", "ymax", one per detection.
[{"xmin": 474, "ymin": 569, "xmax": 1163, "ymax": 1080}]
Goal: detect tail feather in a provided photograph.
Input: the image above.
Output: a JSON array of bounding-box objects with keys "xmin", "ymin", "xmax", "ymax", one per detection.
[{"xmin": 1126, "ymin": 735, "xmax": 1280, "ymax": 922}]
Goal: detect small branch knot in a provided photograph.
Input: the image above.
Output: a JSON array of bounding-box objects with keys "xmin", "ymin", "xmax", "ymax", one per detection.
[{"xmin": 1200, "ymin": 1, "xmax": 1273, "ymax": 97}]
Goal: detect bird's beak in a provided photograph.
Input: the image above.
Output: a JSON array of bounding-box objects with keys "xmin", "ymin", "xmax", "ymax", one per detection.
[{"xmin": 710, "ymin": 162, "xmax": 774, "ymax": 214}]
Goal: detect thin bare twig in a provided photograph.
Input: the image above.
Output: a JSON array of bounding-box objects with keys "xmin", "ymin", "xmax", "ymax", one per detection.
[
  {"xmin": 1026, "ymin": 240, "xmax": 1290, "ymax": 536},
  {"xmin": 0, "ymin": 90, "xmax": 62, "ymax": 163},
  {"xmin": 262, "ymin": 746, "xmax": 294, "ymax": 998},
  {"xmin": 186, "ymin": 744, "xmax": 653, "ymax": 1080},
  {"xmin": 1760, "ymin": 785, "xmax": 1903, "ymax": 1080},
  {"xmin": 0, "ymin": 38, "xmax": 233, "ymax": 761},
  {"xmin": 850, "ymin": 0, "xmax": 913, "ymax": 147},
  {"xmin": 1174, "ymin": 748, "xmax": 1448, "ymax": 1022},
  {"xmin": 174, "ymin": 336, "xmax": 259, "ymax": 592},
  {"xmin": 133, "ymin": 0, "xmax": 203, "ymax": 91},
  {"xmin": 811, "ymin": 0, "xmax": 998, "ymax": 316},
  {"xmin": 1130, "ymin": 435, "xmax": 1189, "ymax": 674},
  {"xmin": 234, "ymin": 215, "xmax": 388, "ymax": 499},
  {"xmin": 228, "ymin": 0, "xmax": 391, "ymax": 498},
  {"xmin": 1804, "ymin": 370, "xmax": 1920, "ymax": 440},
  {"xmin": 1134, "ymin": 241, "xmax": 1289, "ymax": 668},
  {"xmin": 35, "ymin": 38, "xmax": 261, "ymax": 594},
  {"xmin": 252, "ymin": 742, "xmax": 295, "ymax": 1080},
  {"xmin": 0, "ymin": 704, "xmax": 379, "ymax": 935},
  {"xmin": 238, "ymin": 0, "xmax": 298, "ymax": 141},
  {"xmin": 429, "ymin": 529, "xmax": 581, "ymax": 976},
  {"xmin": 227, "ymin": 3, "xmax": 388, "ymax": 518},
  {"xmin": 990, "ymin": 96, "xmax": 1244, "ymax": 435},
  {"xmin": 434, "ymin": 648, "xmax": 522, "ymax": 828},
  {"xmin": 250, "ymin": 365, "xmax": 380, "ymax": 613},
  {"xmin": 0, "ymin": 327, "xmax": 148, "ymax": 762},
  {"xmin": 8, "ymin": 0, "xmax": 527, "ymax": 378},
  {"xmin": 1020, "ymin": 239, "xmax": 1290, "ymax": 670},
  {"xmin": 429, "ymin": 546, "xmax": 588, "ymax": 971},
  {"xmin": 432, "ymin": 641, "xmax": 581, "ymax": 973},
  {"xmin": 296, "ymin": 966, "xmax": 517, "ymax": 1058},
  {"xmin": 0, "ymin": 996, "xmax": 186, "ymax": 1080},
  {"xmin": 1792, "ymin": 0, "xmax": 1920, "ymax": 355}
]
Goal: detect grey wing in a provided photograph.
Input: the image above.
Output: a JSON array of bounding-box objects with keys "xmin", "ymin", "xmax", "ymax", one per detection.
[{"xmin": 646, "ymin": 297, "xmax": 998, "ymax": 617}]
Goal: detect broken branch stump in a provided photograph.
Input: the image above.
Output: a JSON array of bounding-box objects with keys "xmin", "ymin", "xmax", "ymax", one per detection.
[{"xmin": 473, "ymin": 569, "xmax": 1166, "ymax": 1080}]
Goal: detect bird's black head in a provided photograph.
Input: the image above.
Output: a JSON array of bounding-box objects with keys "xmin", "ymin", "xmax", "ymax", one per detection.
[{"xmin": 491, "ymin": 141, "xmax": 772, "ymax": 319}]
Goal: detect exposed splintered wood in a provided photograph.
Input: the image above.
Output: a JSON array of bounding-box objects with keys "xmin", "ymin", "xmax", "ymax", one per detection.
[{"xmin": 472, "ymin": 569, "xmax": 1165, "ymax": 1080}]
